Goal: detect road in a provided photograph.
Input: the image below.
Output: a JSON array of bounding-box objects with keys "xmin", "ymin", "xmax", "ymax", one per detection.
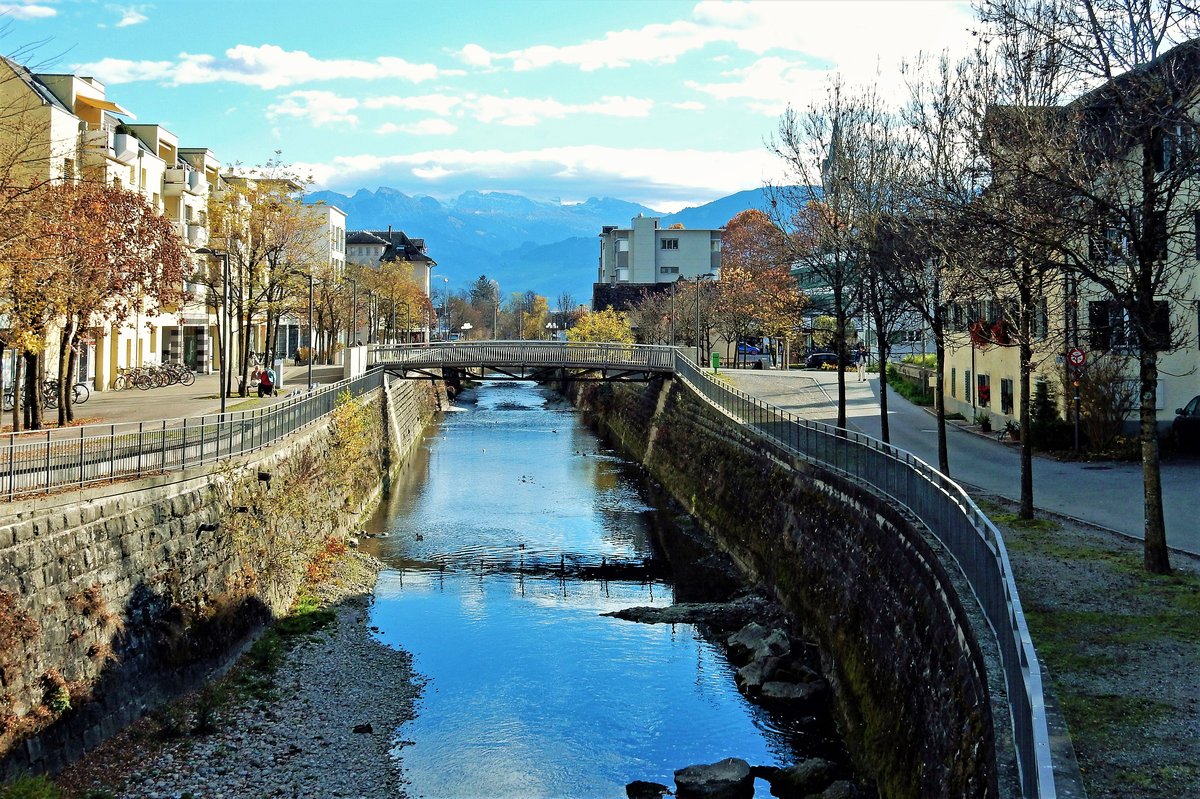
[{"xmin": 726, "ymin": 367, "xmax": 1200, "ymax": 556}]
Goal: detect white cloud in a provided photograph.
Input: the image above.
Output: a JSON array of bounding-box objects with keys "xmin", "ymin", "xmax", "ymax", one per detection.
[
  {"xmin": 363, "ymin": 93, "xmax": 463, "ymax": 116},
  {"xmin": 74, "ymin": 44, "xmax": 445, "ymax": 89},
  {"xmin": 0, "ymin": 2, "xmax": 55, "ymax": 19},
  {"xmin": 112, "ymin": 5, "xmax": 148, "ymax": 27},
  {"xmin": 377, "ymin": 119, "xmax": 458, "ymax": 136},
  {"xmin": 295, "ymin": 145, "xmax": 783, "ymax": 211},
  {"xmin": 456, "ymin": 43, "xmax": 493, "ymax": 68},
  {"xmin": 268, "ymin": 90, "xmax": 360, "ymax": 127},
  {"xmin": 672, "ymin": 100, "xmax": 706, "ymax": 111},
  {"xmin": 471, "ymin": 94, "xmax": 652, "ymax": 126},
  {"xmin": 687, "ymin": 56, "xmax": 835, "ymax": 116}
]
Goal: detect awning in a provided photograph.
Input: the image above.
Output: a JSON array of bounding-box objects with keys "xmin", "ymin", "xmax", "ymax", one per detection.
[{"xmin": 75, "ymin": 94, "xmax": 135, "ymax": 119}]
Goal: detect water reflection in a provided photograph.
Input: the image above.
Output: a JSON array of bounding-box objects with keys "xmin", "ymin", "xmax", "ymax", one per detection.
[{"xmin": 363, "ymin": 381, "xmax": 796, "ymax": 797}]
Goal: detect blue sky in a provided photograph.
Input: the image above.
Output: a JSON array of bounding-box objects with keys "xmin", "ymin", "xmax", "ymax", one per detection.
[{"xmin": 5, "ymin": 0, "xmax": 975, "ymax": 210}]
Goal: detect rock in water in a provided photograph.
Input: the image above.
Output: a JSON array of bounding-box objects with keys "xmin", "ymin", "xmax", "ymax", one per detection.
[
  {"xmin": 351, "ymin": 722, "xmax": 373, "ymax": 734},
  {"xmin": 674, "ymin": 757, "xmax": 754, "ymax": 799},
  {"xmin": 626, "ymin": 779, "xmax": 671, "ymax": 798},
  {"xmin": 765, "ymin": 758, "xmax": 838, "ymax": 798}
]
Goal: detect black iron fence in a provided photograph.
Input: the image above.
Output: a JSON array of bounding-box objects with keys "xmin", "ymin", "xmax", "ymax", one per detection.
[{"xmin": 2, "ymin": 371, "xmax": 384, "ymax": 501}]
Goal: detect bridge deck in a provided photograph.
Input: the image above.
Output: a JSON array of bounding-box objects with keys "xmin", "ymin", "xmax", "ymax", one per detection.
[{"xmin": 370, "ymin": 341, "xmax": 677, "ymax": 381}]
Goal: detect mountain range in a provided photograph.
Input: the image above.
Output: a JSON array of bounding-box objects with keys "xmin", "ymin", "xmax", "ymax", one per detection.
[{"xmin": 305, "ymin": 187, "xmax": 775, "ymax": 303}]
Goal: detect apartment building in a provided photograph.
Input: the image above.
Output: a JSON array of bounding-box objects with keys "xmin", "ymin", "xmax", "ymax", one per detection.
[
  {"xmin": 0, "ymin": 57, "xmax": 228, "ymax": 391},
  {"xmin": 593, "ymin": 215, "xmax": 723, "ymax": 312},
  {"xmin": 941, "ymin": 40, "xmax": 1200, "ymax": 433},
  {"xmin": 345, "ymin": 228, "xmax": 437, "ymax": 343}
]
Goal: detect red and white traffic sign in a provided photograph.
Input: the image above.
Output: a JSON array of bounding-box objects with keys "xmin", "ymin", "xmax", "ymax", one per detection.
[{"xmin": 1067, "ymin": 347, "xmax": 1087, "ymax": 367}]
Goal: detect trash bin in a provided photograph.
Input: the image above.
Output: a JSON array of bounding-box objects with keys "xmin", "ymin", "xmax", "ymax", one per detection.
[{"xmin": 710, "ymin": 351, "xmax": 720, "ymax": 372}]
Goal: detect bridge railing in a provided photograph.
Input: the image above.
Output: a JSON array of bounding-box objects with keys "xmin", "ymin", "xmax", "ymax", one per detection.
[
  {"xmin": 370, "ymin": 340, "xmax": 676, "ymax": 371},
  {"xmin": 1, "ymin": 370, "xmax": 384, "ymax": 502},
  {"xmin": 671, "ymin": 352, "xmax": 1055, "ymax": 799}
]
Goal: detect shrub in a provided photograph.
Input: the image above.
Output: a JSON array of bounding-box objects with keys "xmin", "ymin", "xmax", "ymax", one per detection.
[
  {"xmin": 1029, "ymin": 379, "xmax": 1075, "ymax": 451},
  {"xmin": 886, "ymin": 365, "xmax": 934, "ymax": 406}
]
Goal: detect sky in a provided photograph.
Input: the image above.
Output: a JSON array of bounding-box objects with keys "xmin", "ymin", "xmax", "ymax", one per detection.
[{"xmin": 4, "ymin": 0, "xmax": 976, "ymax": 211}]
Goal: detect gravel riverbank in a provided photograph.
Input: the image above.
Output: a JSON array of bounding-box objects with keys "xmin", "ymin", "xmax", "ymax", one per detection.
[{"xmin": 56, "ymin": 551, "xmax": 420, "ymax": 799}]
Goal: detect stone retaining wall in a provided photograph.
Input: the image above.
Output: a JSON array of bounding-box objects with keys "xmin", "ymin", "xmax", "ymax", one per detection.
[
  {"xmin": 0, "ymin": 377, "xmax": 436, "ymax": 778},
  {"xmin": 570, "ymin": 376, "xmax": 1000, "ymax": 799}
]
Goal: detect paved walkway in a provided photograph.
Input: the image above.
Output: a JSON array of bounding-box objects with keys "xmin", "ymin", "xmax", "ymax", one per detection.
[
  {"xmin": 8, "ymin": 364, "xmax": 346, "ymax": 429},
  {"xmin": 725, "ymin": 367, "xmax": 1200, "ymax": 556}
]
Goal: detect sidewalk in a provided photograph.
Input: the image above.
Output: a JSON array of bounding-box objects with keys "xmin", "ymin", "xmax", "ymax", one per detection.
[
  {"xmin": 726, "ymin": 366, "xmax": 1200, "ymax": 556},
  {"xmin": 7, "ymin": 364, "xmax": 346, "ymax": 429}
]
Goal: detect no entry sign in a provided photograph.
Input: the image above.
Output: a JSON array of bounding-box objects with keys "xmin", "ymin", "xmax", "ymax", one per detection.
[{"xmin": 1067, "ymin": 348, "xmax": 1087, "ymax": 367}]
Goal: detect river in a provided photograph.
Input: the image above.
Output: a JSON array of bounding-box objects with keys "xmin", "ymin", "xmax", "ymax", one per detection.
[{"xmin": 361, "ymin": 380, "xmax": 814, "ymax": 798}]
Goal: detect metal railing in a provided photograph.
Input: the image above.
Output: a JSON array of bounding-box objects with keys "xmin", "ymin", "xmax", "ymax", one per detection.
[
  {"xmin": 2, "ymin": 371, "xmax": 384, "ymax": 501},
  {"xmin": 370, "ymin": 341, "xmax": 676, "ymax": 372},
  {"xmin": 671, "ymin": 351, "xmax": 1055, "ymax": 799}
]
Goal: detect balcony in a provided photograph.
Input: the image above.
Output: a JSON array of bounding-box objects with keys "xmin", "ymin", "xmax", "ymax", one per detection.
[
  {"xmin": 187, "ymin": 225, "xmax": 207, "ymax": 248},
  {"xmin": 164, "ymin": 166, "xmax": 188, "ymax": 196},
  {"xmin": 112, "ymin": 133, "xmax": 138, "ymax": 164}
]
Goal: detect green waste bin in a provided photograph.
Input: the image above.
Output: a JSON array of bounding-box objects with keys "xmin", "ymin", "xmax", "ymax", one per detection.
[{"xmin": 710, "ymin": 351, "xmax": 720, "ymax": 372}]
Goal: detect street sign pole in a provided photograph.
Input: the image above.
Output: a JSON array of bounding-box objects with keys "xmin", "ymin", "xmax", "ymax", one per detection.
[{"xmin": 1067, "ymin": 349, "xmax": 1087, "ymax": 454}]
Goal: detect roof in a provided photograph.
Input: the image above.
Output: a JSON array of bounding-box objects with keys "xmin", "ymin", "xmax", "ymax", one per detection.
[
  {"xmin": 0, "ymin": 57, "xmax": 72, "ymax": 114},
  {"xmin": 350, "ymin": 229, "xmax": 436, "ymax": 265}
]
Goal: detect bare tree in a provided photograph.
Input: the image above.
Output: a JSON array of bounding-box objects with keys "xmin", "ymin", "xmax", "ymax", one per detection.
[{"xmin": 976, "ymin": 0, "xmax": 1200, "ymax": 571}]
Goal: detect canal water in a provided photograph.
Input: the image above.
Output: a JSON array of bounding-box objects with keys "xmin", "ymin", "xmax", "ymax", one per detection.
[{"xmin": 362, "ymin": 380, "xmax": 804, "ymax": 798}]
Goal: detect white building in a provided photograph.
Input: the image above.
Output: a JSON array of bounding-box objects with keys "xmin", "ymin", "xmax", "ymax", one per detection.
[{"xmin": 593, "ymin": 215, "xmax": 723, "ymax": 311}]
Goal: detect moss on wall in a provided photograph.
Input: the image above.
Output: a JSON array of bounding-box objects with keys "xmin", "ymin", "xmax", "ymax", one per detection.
[{"xmin": 571, "ymin": 377, "xmax": 998, "ymax": 799}]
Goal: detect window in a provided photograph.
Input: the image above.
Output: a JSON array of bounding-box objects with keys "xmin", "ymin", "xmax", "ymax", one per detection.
[
  {"xmin": 1194, "ymin": 212, "xmax": 1200, "ymax": 259},
  {"xmin": 977, "ymin": 374, "xmax": 991, "ymax": 408},
  {"xmin": 1154, "ymin": 123, "xmax": 1200, "ymax": 173},
  {"xmin": 951, "ymin": 367, "xmax": 956, "ymax": 398},
  {"xmin": 1088, "ymin": 299, "xmax": 1171, "ymax": 351},
  {"xmin": 661, "ymin": 238, "xmax": 679, "ymax": 250},
  {"xmin": 1000, "ymin": 378, "xmax": 1014, "ymax": 415},
  {"xmin": 711, "ymin": 240, "xmax": 722, "ymax": 253},
  {"xmin": 617, "ymin": 239, "xmax": 630, "ymax": 252},
  {"xmin": 659, "ymin": 266, "xmax": 679, "ymax": 274},
  {"xmin": 617, "ymin": 268, "xmax": 629, "ymax": 282},
  {"xmin": 965, "ymin": 370, "xmax": 972, "ymax": 404}
]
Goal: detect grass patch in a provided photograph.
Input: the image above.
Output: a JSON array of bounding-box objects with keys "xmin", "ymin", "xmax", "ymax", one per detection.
[
  {"xmin": 1060, "ymin": 693, "xmax": 1174, "ymax": 747},
  {"xmin": 885, "ymin": 365, "xmax": 934, "ymax": 406},
  {"xmin": 232, "ymin": 592, "xmax": 335, "ymax": 701}
]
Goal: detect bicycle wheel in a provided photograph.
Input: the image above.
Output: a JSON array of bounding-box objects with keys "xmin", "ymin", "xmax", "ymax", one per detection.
[
  {"xmin": 44, "ymin": 390, "xmax": 58, "ymax": 409},
  {"xmin": 135, "ymin": 373, "xmax": 154, "ymax": 390},
  {"xmin": 112, "ymin": 375, "xmax": 126, "ymax": 391},
  {"xmin": 2, "ymin": 390, "xmax": 12, "ymax": 411},
  {"xmin": 73, "ymin": 383, "xmax": 90, "ymax": 403},
  {"xmin": 180, "ymin": 369, "xmax": 196, "ymax": 386}
]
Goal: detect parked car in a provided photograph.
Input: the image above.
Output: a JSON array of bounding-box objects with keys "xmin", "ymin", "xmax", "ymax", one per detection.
[
  {"xmin": 804, "ymin": 351, "xmax": 842, "ymax": 369},
  {"xmin": 736, "ymin": 342, "xmax": 761, "ymax": 355},
  {"xmin": 1171, "ymin": 395, "xmax": 1200, "ymax": 452}
]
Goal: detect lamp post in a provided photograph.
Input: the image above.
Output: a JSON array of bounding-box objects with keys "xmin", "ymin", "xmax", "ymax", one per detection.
[
  {"xmin": 439, "ymin": 276, "xmax": 449, "ymax": 340},
  {"xmin": 669, "ymin": 280, "xmax": 677, "ymax": 346},
  {"xmin": 196, "ymin": 247, "xmax": 230, "ymax": 415},
  {"xmin": 695, "ymin": 272, "xmax": 716, "ymax": 359},
  {"xmin": 288, "ymin": 270, "xmax": 314, "ymax": 390},
  {"xmin": 346, "ymin": 277, "xmax": 358, "ymax": 347}
]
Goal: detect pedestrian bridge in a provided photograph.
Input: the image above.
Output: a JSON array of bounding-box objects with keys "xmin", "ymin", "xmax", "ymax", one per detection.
[{"xmin": 368, "ymin": 341, "xmax": 679, "ymax": 382}]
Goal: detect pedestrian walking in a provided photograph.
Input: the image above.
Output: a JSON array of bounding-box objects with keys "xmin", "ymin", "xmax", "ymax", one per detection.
[{"xmin": 857, "ymin": 344, "xmax": 867, "ymax": 382}]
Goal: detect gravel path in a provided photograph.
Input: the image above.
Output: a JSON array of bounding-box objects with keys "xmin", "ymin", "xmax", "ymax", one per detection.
[{"xmin": 57, "ymin": 552, "xmax": 420, "ymax": 799}]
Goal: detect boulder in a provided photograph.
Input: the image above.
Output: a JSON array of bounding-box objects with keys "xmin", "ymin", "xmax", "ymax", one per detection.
[
  {"xmin": 626, "ymin": 780, "xmax": 671, "ymax": 798},
  {"xmin": 759, "ymin": 679, "xmax": 829, "ymax": 711},
  {"xmin": 765, "ymin": 758, "xmax": 837, "ymax": 798},
  {"xmin": 727, "ymin": 623, "xmax": 790, "ymax": 663},
  {"xmin": 735, "ymin": 655, "xmax": 782, "ymax": 694},
  {"xmin": 817, "ymin": 781, "xmax": 857, "ymax": 799},
  {"xmin": 674, "ymin": 757, "xmax": 754, "ymax": 799}
]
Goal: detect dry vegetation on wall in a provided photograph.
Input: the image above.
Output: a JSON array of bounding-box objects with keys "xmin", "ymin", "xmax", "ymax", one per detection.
[{"xmin": 223, "ymin": 389, "xmax": 383, "ymax": 604}]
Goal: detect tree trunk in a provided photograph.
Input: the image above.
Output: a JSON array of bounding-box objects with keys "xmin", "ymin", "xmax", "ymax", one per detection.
[
  {"xmin": 875, "ymin": 329, "xmax": 890, "ymax": 443},
  {"xmin": 934, "ymin": 337, "xmax": 950, "ymax": 476},
  {"xmin": 9, "ymin": 347, "xmax": 22, "ymax": 433},
  {"xmin": 1139, "ymin": 346, "xmax": 1170, "ymax": 573},
  {"xmin": 24, "ymin": 351, "xmax": 41, "ymax": 430}
]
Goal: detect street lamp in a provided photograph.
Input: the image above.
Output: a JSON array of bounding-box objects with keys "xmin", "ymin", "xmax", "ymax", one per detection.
[
  {"xmin": 196, "ymin": 247, "xmax": 230, "ymax": 415},
  {"xmin": 288, "ymin": 270, "xmax": 314, "ymax": 390},
  {"xmin": 439, "ymin": 276, "xmax": 449, "ymax": 340},
  {"xmin": 345, "ymin": 277, "xmax": 358, "ymax": 347},
  {"xmin": 695, "ymin": 272, "xmax": 716, "ymax": 359}
]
